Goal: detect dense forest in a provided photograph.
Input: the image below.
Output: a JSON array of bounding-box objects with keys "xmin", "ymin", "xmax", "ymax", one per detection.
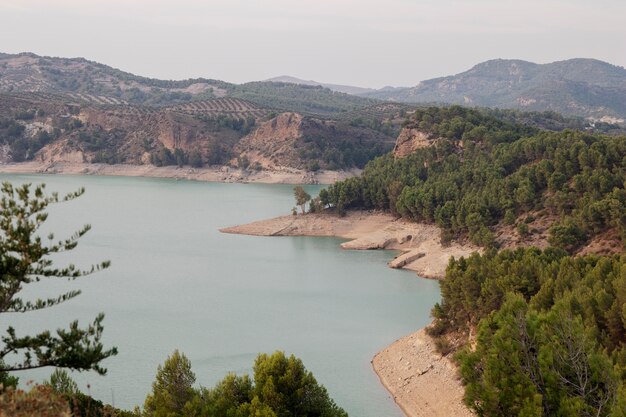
[
  {"xmin": 429, "ymin": 248, "xmax": 626, "ymax": 416},
  {"xmin": 320, "ymin": 106, "xmax": 626, "ymax": 251}
]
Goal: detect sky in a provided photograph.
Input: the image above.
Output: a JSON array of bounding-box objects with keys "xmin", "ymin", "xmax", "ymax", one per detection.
[{"xmin": 0, "ymin": 0, "xmax": 624, "ymax": 88}]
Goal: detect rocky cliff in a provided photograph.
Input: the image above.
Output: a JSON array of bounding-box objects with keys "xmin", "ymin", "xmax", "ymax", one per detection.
[{"xmin": 392, "ymin": 128, "xmax": 438, "ymax": 158}]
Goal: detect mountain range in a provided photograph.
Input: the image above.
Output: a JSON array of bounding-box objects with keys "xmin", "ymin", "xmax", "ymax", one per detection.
[
  {"xmin": 362, "ymin": 59, "xmax": 626, "ymax": 123},
  {"xmin": 0, "ymin": 52, "xmax": 624, "ymax": 172},
  {"xmin": 268, "ymin": 59, "xmax": 626, "ymax": 123}
]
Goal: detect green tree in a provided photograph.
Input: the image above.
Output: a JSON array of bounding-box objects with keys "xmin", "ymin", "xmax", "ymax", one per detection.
[
  {"xmin": 293, "ymin": 186, "xmax": 311, "ymax": 214},
  {"xmin": 189, "ymin": 150, "xmax": 203, "ymax": 168},
  {"xmin": 0, "ymin": 360, "xmax": 18, "ymax": 390},
  {"xmin": 548, "ymin": 218, "xmax": 587, "ymax": 252},
  {"xmin": 45, "ymin": 369, "xmax": 79, "ymax": 395},
  {"xmin": 144, "ymin": 350, "xmax": 196, "ymax": 417},
  {"xmin": 253, "ymin": 352, "xmax": 348, "ymax": 417},
  {"xmin": 0, "ymin": 182, "xmax": 116, "ymax": 375}
]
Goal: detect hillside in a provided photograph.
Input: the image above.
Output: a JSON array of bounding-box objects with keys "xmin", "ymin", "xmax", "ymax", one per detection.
[
  {"xmin": 266, "ymin": 75, "xmax": 376, "ymax": 95},
  {"xmin": 232, "ymin": 112, "xmax": 395, "ymax": 171},
  {"xmin": 0, "ymin": 52, "xmax": 228, "ymax": 106},
  {"xmin": 362, "ymin": 58, "xmax": 626, "ymax": 123},
  {"xmin": 228, "ymin": 81, "xmax": 379, "ymax": 116},
  {"xmin": 322, "ymin": 106, "xmax": 626, "ymax": 254},
  {"xmin": 0, "ymin": 52, "xmax": 378, "ymax": 115},
  {"xmin": 0, "ymin": 92, "xmax": 395, "ymax": 170}
]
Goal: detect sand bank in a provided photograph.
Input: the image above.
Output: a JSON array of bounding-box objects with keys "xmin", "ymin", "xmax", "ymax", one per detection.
[
  {"xmin": 0, "ymin": 162, "xmax": 360, "ymax": 185},
  {"xmin": 372, "ymin": 329, "xmax": 474, "ymax": 417},
  {"xmin": 220, "ymin": 211, "xmax": 478, "ymax": 279}
]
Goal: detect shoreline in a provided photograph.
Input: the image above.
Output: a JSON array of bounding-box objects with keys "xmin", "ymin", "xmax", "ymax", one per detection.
[
  {"xmin": 220, "ymin": 211, "xmax": 479, "ymax": 279},
  {"xmin": 221, "ymin": 211, "xmax": 477, "ymax": 416},
  {"xmin": 0, "ymin": 162, "xmax": 360, "ymax": 185},
  {"xmin": 372, "ymin": 329, "xmax": 474, "ymax": 417}
]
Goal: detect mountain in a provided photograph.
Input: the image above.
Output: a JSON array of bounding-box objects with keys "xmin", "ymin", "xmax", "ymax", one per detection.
[
  {"xmin": 266, "ymin": 75, "xmax": 376, "ymax": 96},
  {"xmin": 361, "ymin": 58, "xmax": 626, "ymax": 123},
  {"xmin": 0, "ymin": 52, "xmax": 377, "ymax": 116}
]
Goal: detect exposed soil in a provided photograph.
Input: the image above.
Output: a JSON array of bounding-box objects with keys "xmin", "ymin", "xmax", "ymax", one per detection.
[{"xmin": 373, "ymin": 329, "xmax": 475, "ymax": 417}]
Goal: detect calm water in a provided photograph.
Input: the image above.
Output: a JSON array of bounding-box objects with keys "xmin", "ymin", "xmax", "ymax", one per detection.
[{"xmin": 0, "ymin": 173, "xmax": 440, "ymax": 417}]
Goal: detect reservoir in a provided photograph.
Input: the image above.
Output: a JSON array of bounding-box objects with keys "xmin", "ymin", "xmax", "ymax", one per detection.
[{"xmin": 0, "ymin": 174, "xmax": 440, "ymax": 417}]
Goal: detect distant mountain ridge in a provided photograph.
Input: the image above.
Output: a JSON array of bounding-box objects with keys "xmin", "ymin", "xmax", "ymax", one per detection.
[
  {"xmin": 2, "ymin": 52, "xmax": 624, "ymax": 122},
  {"xmin": 0, "ymin": 52, "xmax": 377, "ymax": 116},
  {"xmin": 361, "ymin": 58, "xmax": 626, "ymax": 123},
  {"xmin": 266, "ymin": 75, "xmax": 376, "ymax": 95}
]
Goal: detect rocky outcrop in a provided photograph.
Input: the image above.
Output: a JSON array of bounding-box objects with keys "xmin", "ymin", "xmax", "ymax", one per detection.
[
  {"xmin": 234, "ymin": 112, "xmax": 396, "ymax": 170},
  {"xmin": 233, "ymin": 113, "xmax": 304, "ymax": 169},
  {"xmin": 388, "ymin": 250, "xmax": 425, "ymax": 269},
  {"xmin": 393, "ymin": 128, "xmax": 437, "ymax": 158}
]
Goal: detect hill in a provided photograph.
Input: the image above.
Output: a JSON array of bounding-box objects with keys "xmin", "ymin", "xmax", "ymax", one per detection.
[
  {"xmin": 361, "ymin": 58, "xmax": 626, "ymax": 123},
  {"xmin": 266, "ymin": 75, "xmax": 376, "ymax": 95},
  {"xmin": 322, "ymin": 105, "xmax": 626, "ymax": 254},
  {"xmin": 0, "ymin": 52, "xmax": 378, "ymax": 116}
]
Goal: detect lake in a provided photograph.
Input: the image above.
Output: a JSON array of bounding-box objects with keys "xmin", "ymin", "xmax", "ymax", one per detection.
[{"xmin": 0, "ymin": 173, "xmax": 440, "ymax": 417}]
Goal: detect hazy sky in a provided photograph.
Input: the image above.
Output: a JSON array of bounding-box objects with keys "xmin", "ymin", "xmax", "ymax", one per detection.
[{"xmin": 0, "ymin": 0, "xmax": 624, "ymax": 88}]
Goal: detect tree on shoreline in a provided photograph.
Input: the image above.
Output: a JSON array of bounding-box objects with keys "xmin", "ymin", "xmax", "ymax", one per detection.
[
  {"xmin": 293, "ymin": 186, "xmax": 311, "ymax": 214},
  {"xmin": 0, "ymin": 182, "xmax": 117, "ymax": 375}
]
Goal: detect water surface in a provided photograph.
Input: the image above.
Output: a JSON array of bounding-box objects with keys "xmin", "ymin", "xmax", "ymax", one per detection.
[{"xmin": 0, "ymin": 174, "xmax": 440, "ymax": 417}]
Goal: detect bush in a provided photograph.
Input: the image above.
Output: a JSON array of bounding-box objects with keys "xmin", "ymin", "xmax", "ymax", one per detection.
[{"xmin": 548, "ymin": 218, "xmax": 587, "ymax": 251}]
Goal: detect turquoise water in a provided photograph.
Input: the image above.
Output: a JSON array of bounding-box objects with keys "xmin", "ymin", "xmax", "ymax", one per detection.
[{"xmin": 0, "ymin": 174, "xmax": 440, "ymax": 417}]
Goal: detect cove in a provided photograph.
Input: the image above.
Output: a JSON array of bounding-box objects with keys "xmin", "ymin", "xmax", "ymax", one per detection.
[{"xmin": 0, "ymin": 173, "xmax": 440, "ymax": 417}]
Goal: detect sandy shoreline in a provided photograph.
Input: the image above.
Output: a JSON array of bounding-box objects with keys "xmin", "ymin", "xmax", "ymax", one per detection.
[
  {"xmin": 220, "ymin": 211, "xmax": 478, "ymax": 279},
  {"xmin": 373, "ymin": 329, "xmax": 474, "ymax": 417},
  {"xmin": 0, "ymin": 162, "xmax": 360, "ymax": 185},
  {"xmin": 221, "ymin": 211, "xmax": 477, "ymax": 416}
]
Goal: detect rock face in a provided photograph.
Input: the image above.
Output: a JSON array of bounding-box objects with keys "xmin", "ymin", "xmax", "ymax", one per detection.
[
  {"xmin": 234, "ymin": 112, "xmax": 396, "ymax": 170},
  {"xmin": 393, "ymin": 128, "xmax": 437, "ymax": 158},
  {"xmin": 234, "ymin": 112, "xmax": 304, "ymax": 169},
  {"xmin": 0, "ymin": 93, "xmax": 250, "ymax": 165}
]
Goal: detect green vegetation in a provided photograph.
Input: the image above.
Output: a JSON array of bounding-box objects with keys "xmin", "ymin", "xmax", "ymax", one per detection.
[
  {"xmin": 0, "ymin": 182, "xmax": 116, "ymax": 375},
  {"xmin": 197, "ymin": 114, "xmax": 257, "ymax": 134},
  {"xmin": 321, "ymin": 106, "xmax": 626, "ymax": 249},
  {"xmin": 0, "ymin": 117, "xmax": 59, "ymax": 161},
  {"xmin": 298, "ymin": 132, "xmax": 390, "ymax": 170},
  {"xmin": 230, "ymin": 82, "xmax": 378, "ymax": 116},
  {"xmin": 294, "ymin": 186, "xmax": 311, "ymax": 214},
  {"xmin": 430, "ymin": 248, "xmax": 626, "ymax": 417},
  {"xmin": 142, "ymin": 350, "xmax": 347, "ymax": 417},
  {"xmin": 0, "ymin": 351, "xmax": 348, "ymax": 416},
  {"xmin": 149, "ymin": 144, "xmax": 226, "ymax": 168}
]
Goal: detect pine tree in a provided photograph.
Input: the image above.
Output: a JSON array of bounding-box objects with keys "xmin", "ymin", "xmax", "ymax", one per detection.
[{"xmin": 0, "ymin": 182, "xmax": 117, "ymax": 375}]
